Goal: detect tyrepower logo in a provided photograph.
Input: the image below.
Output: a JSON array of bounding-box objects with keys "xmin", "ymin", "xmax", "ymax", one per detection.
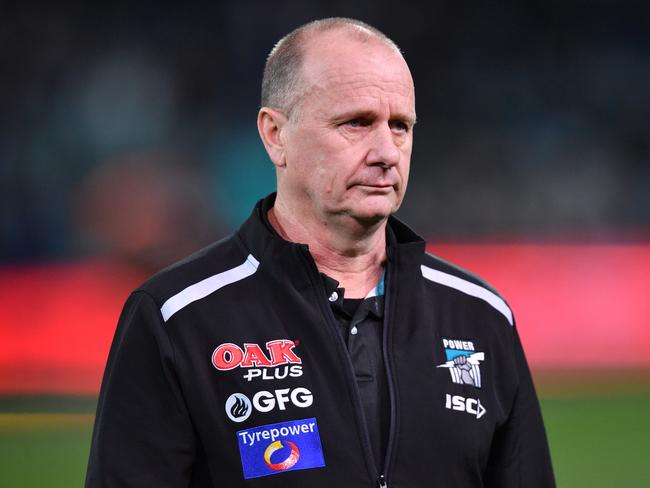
[
  {"xmin": 212, "ymin": 340, "xmax": 301, "ymax": 369},
  {"xmin": 225, "ymin": 388, "xmax": 314, "ymax": 423},
  {"xmin": 237, "ymin": 418, "xmax": 326, "ymax": 479}
]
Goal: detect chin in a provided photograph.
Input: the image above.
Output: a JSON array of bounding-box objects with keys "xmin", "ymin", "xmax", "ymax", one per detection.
[{"xmin": 349, "ymin": 198, "xmax": 399, "ymax": 224}]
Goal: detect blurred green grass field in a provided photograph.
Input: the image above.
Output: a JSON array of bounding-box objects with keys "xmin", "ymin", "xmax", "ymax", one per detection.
[{"xmin": 1, "ymin": 383, "xmax": 649, "ymax": 487}]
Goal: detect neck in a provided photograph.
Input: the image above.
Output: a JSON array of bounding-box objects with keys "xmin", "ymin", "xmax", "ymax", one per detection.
[{"xmin": 268, "ymin": 197, "xmax": 387, "ymax": 298}]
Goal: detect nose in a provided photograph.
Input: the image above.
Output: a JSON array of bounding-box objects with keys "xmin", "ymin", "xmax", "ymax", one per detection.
[{"xmin": 366, "ymin": 124, "xmax": 401, "ymax": 168}]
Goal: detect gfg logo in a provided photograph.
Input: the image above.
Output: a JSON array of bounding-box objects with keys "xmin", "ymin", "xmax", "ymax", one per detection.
[
  {"xmin": 444, "ymin": 393, "xmax": 487, "ymax": 419},
  {"xmin": 225, "ymin": 388, "xmax": 314, "ymax": 422}
]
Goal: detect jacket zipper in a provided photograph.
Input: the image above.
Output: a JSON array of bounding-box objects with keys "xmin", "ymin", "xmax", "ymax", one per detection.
[
  {"xmin": 297, "ymin": 246, "xmax": 396, "ymax": 488},
  {"xmin": 380, "ymin": 245, "xmax": 398, "ymax": 488}
]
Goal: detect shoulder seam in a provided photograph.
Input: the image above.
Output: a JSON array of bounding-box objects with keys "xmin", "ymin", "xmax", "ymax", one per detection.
[
  {"xmin": 420, "ymin": 264, "xmax": 513, "ymax": 326},
  {"xmin": 159, "ymin": 254, "xmax": 260, "ymax": 322}
]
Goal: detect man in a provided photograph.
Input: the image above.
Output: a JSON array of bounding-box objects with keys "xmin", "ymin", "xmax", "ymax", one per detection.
[{"xmin": 86, "ymin": 18, "xmax": 555, "ymax": 487}]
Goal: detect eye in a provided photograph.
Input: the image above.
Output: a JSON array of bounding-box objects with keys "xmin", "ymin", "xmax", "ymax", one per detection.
[
  {"xmin": 389, "ymin": 120, "xmax": 409, "ymax": 133},
  {"xmin": 343, "ymin": 118, "xmax": 370, "ymax": 128}
]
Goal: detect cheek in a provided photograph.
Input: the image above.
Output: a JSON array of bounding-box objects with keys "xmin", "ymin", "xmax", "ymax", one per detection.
[
  {"xmin": 288, "ymin": 150, "xmax": 337, "ymax": 199},
  {"xmin": 397, "ymin": 151, "xmax": 412, "ymax": 194},
  {"xmin": 308, "ymin": 147, "xmax": 353, "ymax": 193},
  {"xmin": 313, "ymin": 161, "xmax": 340, "ymax": 196},
  {"xmin": 285, "ymin": 126, "xmax": 357, "ymax": 194},
  {"xmin": 400, "ymin": 157, "xmax": 411, "ymax": 182},
  {"xmin": 285, "ymin": 138, "xmax": 320, "ymax": 180}
]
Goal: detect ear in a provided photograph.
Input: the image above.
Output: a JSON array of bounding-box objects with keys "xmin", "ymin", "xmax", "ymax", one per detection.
[{"xmin": 257, "ymin": 107, "xmax": 289, "ymax": 168}]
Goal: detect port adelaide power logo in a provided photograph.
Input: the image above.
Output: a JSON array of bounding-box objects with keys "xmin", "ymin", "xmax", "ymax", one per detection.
[
  {"xmin": 436, "ymin": 337, "xmax": 484, "ymax": 388},
  {"xmin": 437, "ymin": 337, "xmax": 487, "ymax": 419}
]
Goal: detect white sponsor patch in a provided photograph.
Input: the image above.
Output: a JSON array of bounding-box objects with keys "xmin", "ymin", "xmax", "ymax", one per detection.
[
  {"xmin": 445, "ymin": 394, "xmax": 486, "ymax": 419},
  {"xmin": 225, "ymin": 388, "xmax": 314, "ymax": 422},
  {"xmin": 242, "ymin": 365, "xmax": 303, "ymax": 382}
]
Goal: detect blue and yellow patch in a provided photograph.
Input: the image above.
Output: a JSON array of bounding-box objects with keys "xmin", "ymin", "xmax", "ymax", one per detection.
[{"xmin": 236, "ymin": 417, "xmax": 326, "ymax": 479}]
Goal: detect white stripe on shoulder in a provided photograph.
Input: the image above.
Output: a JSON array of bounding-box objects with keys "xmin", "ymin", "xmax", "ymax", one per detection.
[
  {"xmin": 161, "ymin": 254, "xmax": 260, "ymax": 322},
  {"xmin": 420, "ymin": 264, "xmax": 513, "ymax": 326}
]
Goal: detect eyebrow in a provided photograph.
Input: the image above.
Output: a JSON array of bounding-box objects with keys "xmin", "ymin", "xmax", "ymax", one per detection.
[{"xmin": 332, "ymin": 109, "xmax": 417, "ymax": 125}]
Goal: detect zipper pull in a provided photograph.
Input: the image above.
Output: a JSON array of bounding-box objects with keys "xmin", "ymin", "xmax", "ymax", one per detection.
[{"xmin": 377, "ymin": 474, "xmax": 388, "ymax": 488}]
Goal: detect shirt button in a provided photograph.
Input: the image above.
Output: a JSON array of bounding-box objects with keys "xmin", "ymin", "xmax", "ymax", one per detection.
[
  {"xmin": 328, "ymin": 291, "xmax": 338, "ymax": 302},
  {"xmin": 350, "ymin": 326, "xmax": 358, "ymax": 335}
]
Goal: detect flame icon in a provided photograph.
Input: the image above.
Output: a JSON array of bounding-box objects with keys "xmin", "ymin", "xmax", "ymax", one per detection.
[
  {"xmin": 225, "ymin": 393, "xmax": 252, "ymax": 422},
  {"xmin": 231, "ymin": 395, "xmax": 249, "ymax": 418}
]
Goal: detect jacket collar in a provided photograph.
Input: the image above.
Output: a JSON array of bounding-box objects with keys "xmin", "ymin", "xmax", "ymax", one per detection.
[{"xmin": 236, "ymin": 193, "xmax": 426, "ymax": 282}]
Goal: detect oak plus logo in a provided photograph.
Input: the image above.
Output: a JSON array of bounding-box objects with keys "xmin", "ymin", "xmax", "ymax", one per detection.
[
  {"xmin": 225, "ymin": 388, "xmax": 314, "ymax": 423},
  {"xmin": 212, "ymin": 340, "xmax": 304, "ymax": 382}
]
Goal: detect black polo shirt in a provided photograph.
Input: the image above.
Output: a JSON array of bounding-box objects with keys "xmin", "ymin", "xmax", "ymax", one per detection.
[{"xmin": 321, "ymin": 273, "xmax": 389, "ymax": 471}]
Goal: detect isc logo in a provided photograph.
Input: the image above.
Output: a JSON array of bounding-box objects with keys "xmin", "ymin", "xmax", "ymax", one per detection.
[{"xmin": 445, "ymin": 394, "xmax": 487, "ymax": 419}]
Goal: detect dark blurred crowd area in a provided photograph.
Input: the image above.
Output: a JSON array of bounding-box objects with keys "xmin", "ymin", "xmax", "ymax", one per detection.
[{"xmin": 1, "ymin": 1, "xmax": 648, "ymax": 272}]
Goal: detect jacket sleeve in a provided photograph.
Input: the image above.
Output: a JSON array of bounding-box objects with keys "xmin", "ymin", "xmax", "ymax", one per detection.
[
  {"xmin": 85, "ymin": 291, "xmax": 196, "ymax": 487},
  {"xmin": 484, "ymin": 325, "xmax": 556, "ymax": 487}
]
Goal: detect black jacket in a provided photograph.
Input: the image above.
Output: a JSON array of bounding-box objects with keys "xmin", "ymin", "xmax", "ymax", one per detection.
[{"xmin": 86, "ymin": 194, "xmax": 555, "ymax": 487}]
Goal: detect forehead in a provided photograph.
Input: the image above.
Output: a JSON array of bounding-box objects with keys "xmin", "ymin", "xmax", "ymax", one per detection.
[{"xmin": 299, "ymin": 32, "xmax": 415, "ymax": 117}]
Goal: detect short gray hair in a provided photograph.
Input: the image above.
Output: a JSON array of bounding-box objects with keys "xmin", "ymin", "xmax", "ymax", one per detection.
[{"xmin": 261, "ymin": 18, "xmax": 401, "ymax": 116}]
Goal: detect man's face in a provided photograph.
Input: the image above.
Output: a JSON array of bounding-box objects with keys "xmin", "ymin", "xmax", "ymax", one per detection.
[{"xmin": 279, "ymin": 32, "xmax": 416, "ymax": 226}]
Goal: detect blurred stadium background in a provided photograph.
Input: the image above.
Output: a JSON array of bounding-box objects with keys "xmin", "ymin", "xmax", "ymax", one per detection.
[{"xmin": 1, "ymin": 1, "xmax": 648, "ymax": 486}]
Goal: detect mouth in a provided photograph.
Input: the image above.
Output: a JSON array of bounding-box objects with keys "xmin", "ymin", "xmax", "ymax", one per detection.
[{"xmin": 353, "ymin": 183, "xmax": 396, "ymax": 192}]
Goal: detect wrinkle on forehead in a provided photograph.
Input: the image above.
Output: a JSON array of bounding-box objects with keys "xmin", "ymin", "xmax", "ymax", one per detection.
[
  {"xmin": 310, "ymin": 76, "xmax": 415, "ymax": 122},
  {"xmin": 297, "ymin": 37, "xmax": 415, "ymax": 119},
  {"xmin": 309, "ymin": 52, "xmax": 412, "ymax": 89},
  {"xmin": 316, "ymin": 70, "xmax": 413, "ymax": 94}
]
